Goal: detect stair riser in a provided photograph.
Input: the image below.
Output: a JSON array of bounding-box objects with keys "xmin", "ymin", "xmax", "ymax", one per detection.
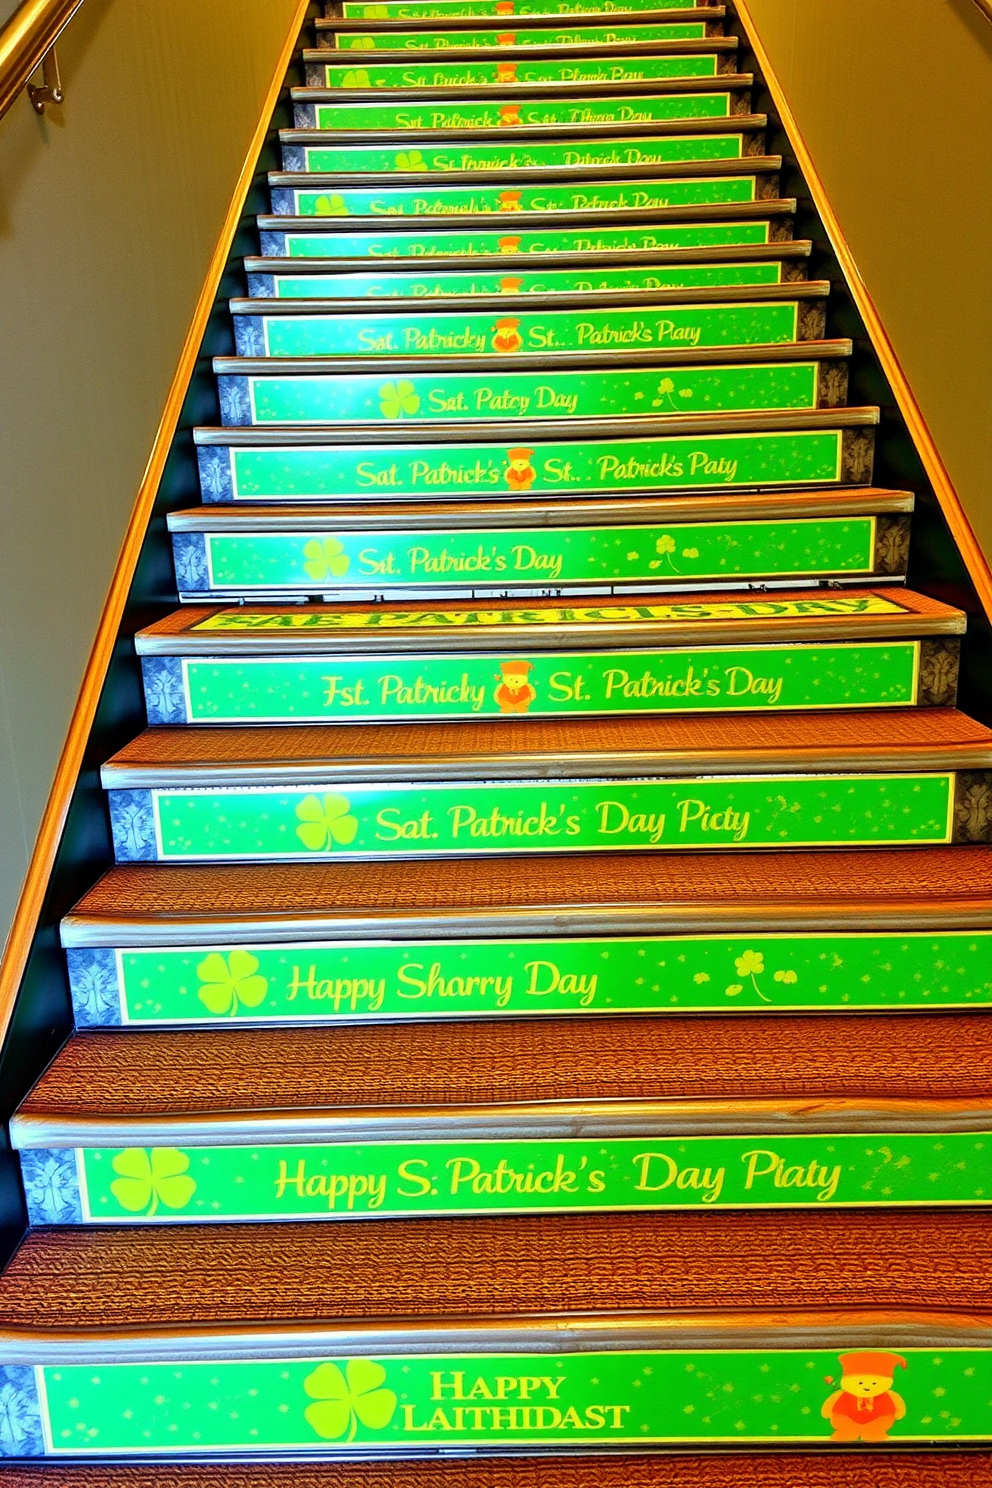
[
  {"xmin": 336, "ymin": 0, "xmax": 709, "ymax": 16},
  {"xmin": 270, "ymin": 175, "xmax": 769, "ymax": 216},
  {"xmin": 170, "ymin": 515, "xmax": 902, "ymax": 597},
  {"xmin": 197, "ymin": 429, "xmax": 870, "ymax": 502},
  {"xmin": 296, "ymin": 92, "xmax": 741, "ymax": 128},
  {"xmin": 220, "ymin": 361, "xmax": 834, "ymax": 426},
  {"xmin": 66, "ymin": 928, "xmax": 992, "ymax": 1028},
  {"xmin": 249, "ymin": 264, "xmax": 790, "ymax": 298},
  {"xmin": 259, "ymin": 221, "xmax": 778, "ymax": 257},
  {"xmin": 19, "ymin": 1129, "xmax": 992, "ymax": 1229},
  {"xmin": 324, "ymin": 24, "xmax": 714, "ymax": 49},
  {"xmin": 282, "ymin": 136, "xmax": 751, "ymax": 175},
  {"xmin": 107, "ymin": 771, "xmax": 988, "ymax": 864},
  {"xmin": 4, "ymin": 1345, "xmax": 990, "ymax": 1457},
  {"xmin": 308, "ymin": 54, "xmax": 724, "ymax": 85}
]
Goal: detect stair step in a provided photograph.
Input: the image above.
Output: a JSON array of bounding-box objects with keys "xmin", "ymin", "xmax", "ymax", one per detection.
[
  {"xmin": 334, "ymin": 1, "xmax": 721, "ymax": 20},
  {"xmin": 165, "ymin": 492, "xmax": 911, "ymax": 599},
  {"xmin": 102, "ymin": 709, "xmax": 992, "ymax": 864},
  {"xmin": 0, "ymin": 1220, "xmax": 987, "ymax": 1456},
  {"xmin": 292, "ymin": 89, "xmax": 752, "ymax": 131},
  {"xmin": 257, "ymin": 216, "xmax": 789, "ymax": 259},
  {"xmin": 305, "ymin": 57, "xmax": 746, "ymax": 88},
  {"xmin": 313, "ymin": 26, "xmax": 730, "ymax": 54},
  {"xmin": 269, "ymin": 161, "xmax": 779, "ymax": 218},
  {"xmin": 279, "ymin": 128, "xmax": 764, "ymax": 175}
]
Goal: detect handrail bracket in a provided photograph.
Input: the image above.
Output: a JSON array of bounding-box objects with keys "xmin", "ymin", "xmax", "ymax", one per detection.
[{"xmin": 27, "ymin": 42, "xmax": 62, "ymax": 112}]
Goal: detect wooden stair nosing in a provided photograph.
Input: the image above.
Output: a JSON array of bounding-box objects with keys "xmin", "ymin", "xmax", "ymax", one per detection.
[
  {"xmin": 268, "ymin": 156, "xmax": 780, "ymax": 190},
  {"xmin": 256, "ymin": 199, "xmax": 798, "ymax": 231},
  {"xmin": 279, "ymin": 114, "xmax": 768, "ymax": 146},
  {"xmin": 290, "ymin": 74, "xmax": 757, "ymax": 102}
]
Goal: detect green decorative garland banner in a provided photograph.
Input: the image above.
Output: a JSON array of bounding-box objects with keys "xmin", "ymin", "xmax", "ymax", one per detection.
[
  {"xmin": 279, "ymin": 222, "xmax": 772, "ymax": 256},
  {"xmin": 311, "ymin": 93, "xmax": 735, "ymax": 129},
  {"xmin": 34, "ymin": 1348, "xmax": 992, "ymax": 1453},
  {"xmin": 113, "ymin": 772, "xmax": 957, "ymax": 863},
  {"xmin": 331, "ymin": 23, "xmax": 708, "ymax": 48},
  {"xmin": 106, "ymin": 930, "xmax": 992, "ymax": 1024},
  {"xmin": 73, "ymin": 1131, "xmax": 992, "ymax": 1223},
  {"xmin": 297, "ymin": 134, "xmax": 743, "ymax": 174},
  {"xmin": 251, "ymin": 302, "xmax": 798, "ymax": 358},
  {"xmin": 318, "ymin": 54, "xmax": 721, "ymax": 86},
  {"xmin": 168, "ymin": 641, "xmax": 917, "ymax": 722},
  {"xmin": 285, "ymin": 174, "xmax": 756, "ymax": 216},
  {"xmin": 217, "ymin": 429, "xmax": 844, "ymax": 500},
  {"xmin": 269, "ymin": 263, "xmax": 783, "ymax": 296}
]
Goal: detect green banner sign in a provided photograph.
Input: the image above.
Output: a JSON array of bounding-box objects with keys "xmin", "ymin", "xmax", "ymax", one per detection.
[
  {"xmin": 114, "ymin": 771, "xmax": 955, "ymax": 863},
  {"xmin": 298, "ymin": 134, "xmax": 743, "ymax": 173},
  {"xmin": 269, "ymin": 261, "xmax": 784, "ymax": 295},
  {"xmin": 236, "ymin": 360, "xmax": 814, "ymax": 422},
  {"xmin": 193, "ymin": 514, "xmax": 871, "ymax": 591},
  {"xmin": 318, "ymin": 54, "xmax": 720, "ymax": 85},
  {"xmin": 72, "ymin": 1129, "xmax": 992, "ymax": 1224},
  {"xmin": 192, "ymin": 594, "xmax": 907, "ymax": 633},
  {"xmin": 30, "ymin": 1347, "xmax": 992, "ymax": 1454},
  {"xmin": 98, "ymin": 929, "xmax": 992, "ymax": 1025},
  {"xmin": 278, "ymin": 221, "xmax": 771, "ymax": 258},
  {"xmin": 283, "ymin": 174, "xmax": 756, "ymax": 215},
  {"xmin": 250, "ymin": 302, "xmax": 797, "ymax": 357},
  {"xmin": 213, "ymin": 429, "xmax": 844, "ymax": 500},
  {"xmin": 312, "ymin": 92, "xmax": 734, "ymax": 129},
  {"xmin": 342, "ymin": 0, "xmax": 703, "ymax": 15},
  {"xmin": 331, "ymin": 22, "xmax": 708, "ymax": 48},
  {"xmin": 158, "ymin": 641, "xmax": 918, "ymax": 725}
]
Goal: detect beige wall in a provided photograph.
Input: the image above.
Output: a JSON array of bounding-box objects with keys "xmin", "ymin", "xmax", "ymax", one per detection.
[
  {"xmin": 745, "ymin": 0, "xmax": 992, "ymax": 560},
  {"xmin": 0, "ymin": 0, "xmax": 300, "ymax": 942}
]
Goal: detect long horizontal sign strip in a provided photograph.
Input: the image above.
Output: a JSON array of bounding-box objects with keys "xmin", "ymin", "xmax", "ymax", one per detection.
[
  {"xmin": 197, "ymin": 430, "xmax": 849, "ymax": 501},
  {"xmin": 141, "ymin": 642, "xmax": 922, "ymax": 727},
  {"xmin": 260, "ymin": 263, "xmax": 784, "ymax": 296},
  {"xmin": 314, "ymin": 54, "xmax": 722, "ymax": 85},
  {"xmin": 267, "ymin": 222, "xmax": 774, "ymax": 257},
  {"xmin": 21, "ymin": 1130, "xmax": 992, "ymax": 1227},
  {"xmin": 172, "ymin": 514, "xmax": 875, "ymax": 592},
  {"xmin": 6, "ymin": 1347, "xmax": 988, "ymax": 1455},
  {"xmin": 67, "ymin": 929, "xmax": 992, "ymax": 1027},
  {"xmin": 340, "ymin": 0, "xmax": 707, "ymax": 16},
  {"xmin": 274, "ymin": 175, "xmax": 758, "ymax": 216},
  {"xmin": 291, "ymin": 134, "xmax": 745, "ymax": 173},
  {"xmin": 107, "ymin": 773, "xmax": 959, "ymax": 863},
  {"xmin": 222, "ymin": 360, "xmax": 815, "ymax": 423},
  {"xmin": 329, "ymin": 23, "xmax": 710, "ymax": 48},
  {"xmin": 308, "ymin": 93, "xmax": 736, "ymax": 128}
]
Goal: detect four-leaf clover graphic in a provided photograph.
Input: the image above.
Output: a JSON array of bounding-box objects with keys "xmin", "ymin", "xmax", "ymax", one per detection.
[
  {"xmin": 303, "ymin": 537, "xmax": 351, "ymax": 581},
  {"xmin": 296, "ymin": 794, "xmax": 359, "ymax": 851},
  {"xmin": 304, "ymin": 1359, "xmax": 397, "ymax": 1442},
  {"xmin": 196, "ymin": 950, "xmax": 269, "ymax": 1017},
  {"xmin": 314, "ymin": 193, "xmax": 349, "ymax": 216},
  {"xmin": 379, "ymin": 379, "xmax": 421, "ymax": 418},
  {"xmin": 395, "ymin": 149, "xmax": 426, "ymax": 171},
  {"xmin": 110, "ymin": 1148, "xmax": 196, "ymax": 1217}
]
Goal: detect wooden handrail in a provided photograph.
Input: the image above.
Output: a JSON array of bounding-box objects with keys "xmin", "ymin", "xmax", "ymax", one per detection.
[
  {"xmin": 0, "ymin": 0, "xmax": 311, "ymax": 1047},
  {"xmin": 0, "ymin": 0, "xmax": 83, "ymax": 121},
  {"xmin": 970, "ymin": 0, "xmax": 992, "ymax": 22},
  {"xmin": 736, "ymin": 0, "xmax": 992, "ymax": 627}
]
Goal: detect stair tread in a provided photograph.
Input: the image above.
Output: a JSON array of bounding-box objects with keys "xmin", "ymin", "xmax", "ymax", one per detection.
[
  {"xmin": 62, "ymin": 846, "xmax": 992, "ymax": 931},
  {"xmin": 290, "ymin": 73, "xmax": 757, "ymax": 99},
  {"xmin": 103, "ymin": 707, "xmax": 992, "ymax": 776},
  {"xmin": 231, "ymin": 280, "xmax": 827, "ymax": 312},
  {"xmin": 245, "ymin": 241, "xmax": 813, "ymax": 272},
  {"xmin": 17, "ymin": 1012, "xmax": 992, "ymax": 1118},
  {"xmin": 278, "ymin": 114, "xmax": 768, "ymax": 143},
  {"xmin": 319, "ymin": 7, "xmax": 727, "ymax": 30},
  {"xmin": 257, "ymin": 201, "xmax": 797, "ymax": 232},
  {"xmin": 1, "ymin": 1213, "xmax": 987, "ymax": 1329}
]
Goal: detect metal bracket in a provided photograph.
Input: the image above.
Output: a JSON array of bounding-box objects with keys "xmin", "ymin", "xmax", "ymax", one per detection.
[{"xmin": 27, "ymin": 43, "xmax": 62, "ymax": 113}]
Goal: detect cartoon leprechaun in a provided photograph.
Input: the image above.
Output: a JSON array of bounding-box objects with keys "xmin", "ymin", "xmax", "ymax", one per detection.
[
  {"xmin": 499, "ymin": 104, "xmax": 522, "ymax": 126},
  {"xmin": 498, "ymin": 190, "xmax": 523, "ymax": 212},
  {"xmin": 495, "ymin": 61, "xmax": 518, "ymax": 83},
  {"xmin": 505, "ymin": 447, "xmax": 537, "ymax": 491},
  {"xmin": 492, "ymin": 317, "xmax": 524, "ymax": 353},
  {"xmin": 821, "ymin": 1351, "xmax": 907, "ymax": 1441},
  {"xmin": 498, "ymin": 234, "xmax": 522, "ymax": 253},
  {"xmin": 495, "ymin": 660, "xmax": 537, "ymax": 713}
]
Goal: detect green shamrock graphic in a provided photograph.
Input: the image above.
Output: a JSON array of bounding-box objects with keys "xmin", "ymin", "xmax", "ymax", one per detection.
[
  {"xmin": 774, "ymin": 968, "xmax": 799, "ymax": 985},
  {"xmin": 725, "ymin": 950, "xmax": 798, "ymax": 1003},
  {"xmin": 315, "ymin": 193, "xmax": 349, "ymax": 216},
  {"xmin": 295, "ymin": 794, "xmax": 359, "ymax": 851},
  {"xmin": 651, "ymin": 376, "xmax": 679, "ymax": 412},
  {"xmin": 110, "ymin": 1148, "xmax": 196, "ymax": 1217},
  {"xmin": 342, "ymin": 69, "xmax": 371, "ymax": 87},
  {"xmin": 196, "ymin": 950, "xmax": 269, "ymax": 1017},
  {"xmin": 303, "ymin": 537, "xmax": 351, "ymax": 581},
  {"xmin": 363, "ymin": 4, "xmax": 388, "ymax": 13},
  {"xmin": 649, "ymin": 533, "xmax": 681, "ymax": 573},
  {"xmin": 395, "ymin": 149, "xmax": 426, "ymax": 171},
  {"xmin": 682, "ymin": 546, "xmax": 699, "ymax": 559},
  {"xmin": 378, "ymin": 379, "xmax": 421, "ymax": 418},
  {"xmin": 347, "ymin": 34, "xmax": 375, "ymax": 48},
  {"xmin": 304, "ymin": 1359, "xmax": 398, "ymax": 1442}
]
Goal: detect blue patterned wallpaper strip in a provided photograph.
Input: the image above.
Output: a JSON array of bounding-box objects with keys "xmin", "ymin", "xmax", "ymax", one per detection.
[
  {"xmin": 19, "ymin": 1150, "xmax": 83, "ymax": 1226},
  {"xmin": 197, "ymin": 445, "xmax": 235, "ymax": 503},
  {"xmin": 0, "ymin": 1367, "xmax": 44, "ymax": 1457},
  {"xmin": 171, "ymin": 534, "xmax": 210, "ymax": 594},
  {"xmin": 270, "ymin": 188, "xmax": 297, "ymax": 215},
  {"xmin": 293, "ymin": 104, "xmax": 317, "ymax": 128},
  {"xmin": 259, "ymin": 231, "xmax": 291, "ymax": 256},
  {"xmin": 142, "ymin": 658, "xmax": 189, "ymax": 726},
  {"xmin": 219, "ymin": 369, "xmax": 256, "ymax": 419},
  {"xmin": 281, "ymin": 146, "xmax": 307, "ymax": 171},
  {"xmin": 108, "ymin": 791, "xmax": 157, "ymax": 863},
  {"xmin": 66, "ymin": 948, "xmax": 122, "ymax": 1027},
  {"xmin": 247, "ymin": 274, "xmax": 277, "ymax": 297}
]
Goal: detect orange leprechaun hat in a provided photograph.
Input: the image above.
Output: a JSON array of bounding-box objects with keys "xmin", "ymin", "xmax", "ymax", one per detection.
[
  {"xmin": 500, "ymin": 659, "xmax": 533, "ymax": 675},
  {"xmin": 508, "ymin": 447, "xmax": 534, "ymax": 461},
  {"xmin": 499, "ymin": 277, "xmax": 524, "ymax": 292},
  {"xmin": 498, "ymin": 235, "xmax": 521, "ymax": 252},
  {"xmin": 838, "ymin": 1352, "xmax": 907, "ymax": 1376}
]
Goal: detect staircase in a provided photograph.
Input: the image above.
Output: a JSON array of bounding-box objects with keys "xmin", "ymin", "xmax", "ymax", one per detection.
[{"xmin": 0, "ymin": 0, "xmax": 990, "ymax": 1481}]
